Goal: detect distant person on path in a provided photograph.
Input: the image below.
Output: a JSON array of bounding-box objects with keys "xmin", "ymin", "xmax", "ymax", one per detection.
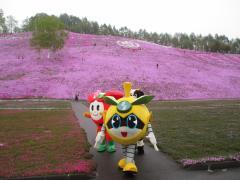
[{"xmin": 75, "ymin": 93, "xmax": 79, "ymax": 101}]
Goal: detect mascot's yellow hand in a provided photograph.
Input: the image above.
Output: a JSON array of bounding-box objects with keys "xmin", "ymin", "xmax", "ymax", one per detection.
[{"xmin": 83, "ymin": 112, "xmax": 91, "ymax": 118}]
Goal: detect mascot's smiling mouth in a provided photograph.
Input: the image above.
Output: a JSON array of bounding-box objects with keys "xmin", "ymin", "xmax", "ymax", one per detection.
[
  {"xmin": 121, "ymin": 131, "xmax": 128, "ymax": 137},
  {"xmin": 92, "ymin": 112, "xmax": 99, "ymax": 116}
]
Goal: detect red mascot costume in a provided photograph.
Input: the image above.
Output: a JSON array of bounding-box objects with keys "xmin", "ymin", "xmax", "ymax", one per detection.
[{"xmin": 84, "ymin": 90, "xmax": 123, "ymax": 152}]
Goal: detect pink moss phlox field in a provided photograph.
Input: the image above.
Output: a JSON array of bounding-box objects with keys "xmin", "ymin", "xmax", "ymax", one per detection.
[
  {"xmin": 181, "ymin": 153, "xmax": 240, "ymax": 167},
  {"xmin": 20, "ymin": 160, "xmax": 92, "ymax": 177},
  {"xmin": 1, "ymin": 32, "xmax": 240, "ymax": 100},
  {"xmin": 0, "ymin": 160, "xmax": 93, "ymax": 177}
]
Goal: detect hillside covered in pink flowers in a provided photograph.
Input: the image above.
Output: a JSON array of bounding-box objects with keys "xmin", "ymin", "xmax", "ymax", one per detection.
[{"xmin": 0, "ymin": 32, "xmax": 240, "ymax": 100}]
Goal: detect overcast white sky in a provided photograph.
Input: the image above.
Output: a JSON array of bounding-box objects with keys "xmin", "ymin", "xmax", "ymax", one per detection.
[{"xmin": 1, "ymin": 0, "xmax": 240, "ymax": 38}]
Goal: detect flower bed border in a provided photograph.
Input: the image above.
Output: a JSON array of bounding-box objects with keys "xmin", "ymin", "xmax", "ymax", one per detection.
[
  {"xmin": 6, "ymin": 172, "xmax": 96, "ymax": 180},
  {"xmin": 181, "ymin": 154, "xmax": 240, "ymax": 170}
]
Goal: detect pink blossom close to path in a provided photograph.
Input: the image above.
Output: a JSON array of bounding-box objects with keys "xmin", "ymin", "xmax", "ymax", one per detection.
[
  {"xmin": 21, "ymin": 160, "xmax": 93, "ymax": 177},
  {"xmin": 0, "ymin": 32, "xmax": 240, "ymax": 100},
  {"xmin": 181, "ymin": 153, "xmax": 240, "ymax": 167}
]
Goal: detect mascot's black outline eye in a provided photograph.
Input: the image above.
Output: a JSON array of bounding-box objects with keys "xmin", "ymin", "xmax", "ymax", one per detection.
[
  {"xmin": 111, "ymin": 114, "xmax": 121, "ymax": 129},
  {"xmin": 91, "ymin": 105, "xmax": 94, "ymax": 111},
  {"xmin": 97, "ymin": 105, "xmax": 100, "ymax": 111},
  {"xmin": 126, "ymin": 114, "xmax": 138, "ymax": 129}
]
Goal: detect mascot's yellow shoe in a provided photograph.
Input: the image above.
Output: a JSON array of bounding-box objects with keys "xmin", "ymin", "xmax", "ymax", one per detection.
[
  {"xmin": 123, "ymin": 163, "xmax": 138, "ymax": 173},
  {"xmin": 118, "ymin": 158, "xmax": 126, "ymax": 169}
]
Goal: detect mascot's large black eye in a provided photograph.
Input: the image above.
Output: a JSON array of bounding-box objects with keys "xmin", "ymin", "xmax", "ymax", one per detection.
[
  {"xmin": 127, "ymin": 114, "xmax": 138, "ymax": 129},
  {"xmin": 91, "ymin": 105, "xmax": 94, "ymax": 111},
  {"xmin": 97, "ymin": 105, "xmax": 100, "ymax": 111},
  {"xmin": 111, "ymin": 114, "xmax": 121, "ymax": 129}
]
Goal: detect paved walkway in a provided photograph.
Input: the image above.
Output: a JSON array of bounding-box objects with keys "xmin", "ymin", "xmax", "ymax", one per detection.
[{"xmin": 71, "ymin": 101, "xmax": 240, "ymax": 180}]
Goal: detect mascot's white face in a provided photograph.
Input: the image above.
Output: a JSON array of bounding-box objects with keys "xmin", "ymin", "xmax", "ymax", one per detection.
[
  {"xmin": 130, "ymin": 89, "xmax": 137, "ymax": 99},
  {"xmin": 89, "ymin": 100, "xmax": 104, "ymax": 121}
]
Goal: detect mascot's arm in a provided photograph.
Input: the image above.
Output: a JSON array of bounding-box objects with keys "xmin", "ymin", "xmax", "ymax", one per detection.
[
  {"xmin": 94, "ymin": 110, "xmax": 107, "ymax": 148},
  {"xmin": 94, "ymin": 125, "xmax": 105, "ymax": 148},
  {"xmin": 83, "ymin": 112, "xmax": 91, "ymax": 118},
  {"xmin": 146, "ymin": 112, "xmax": 159, "ymax": 151}
]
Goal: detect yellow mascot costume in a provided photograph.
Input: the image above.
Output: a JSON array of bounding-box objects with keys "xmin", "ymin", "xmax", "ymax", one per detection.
[{"xmin": 94, "ymin": 82, "xmax": 158, "ymax": 175}]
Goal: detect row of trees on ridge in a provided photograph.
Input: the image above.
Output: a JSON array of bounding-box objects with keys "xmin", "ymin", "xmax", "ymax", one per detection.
[{"xmin": 1, "ymin": 10, "xmax": 240, "ymax": 54}]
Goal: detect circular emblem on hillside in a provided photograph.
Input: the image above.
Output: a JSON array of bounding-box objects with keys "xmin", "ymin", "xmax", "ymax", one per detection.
[{"xmin": 116, "ymin": 40, "xmax": 140, "ymax": 49}]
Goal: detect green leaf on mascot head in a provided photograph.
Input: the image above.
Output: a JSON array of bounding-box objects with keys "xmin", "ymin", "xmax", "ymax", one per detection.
[
  {"xmin": 132, "ymin": 95, "xmax": 154, "ymax": 105},
  {"xmin": 97, "ymin": 93, "xmax": 105, "ymax": 99},
  {"xmin": 103, "ymin": 96, "xmax": 119, "ymax": 105}
]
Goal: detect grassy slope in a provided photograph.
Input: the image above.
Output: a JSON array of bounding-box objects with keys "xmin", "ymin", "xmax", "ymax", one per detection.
[
  {"xmin": 149, "ymin": 99, "xmax": 240, "ymax": 161},
  {"xmin": 0, "ymin": 100, "xmax": 95, "ymax": 178}
]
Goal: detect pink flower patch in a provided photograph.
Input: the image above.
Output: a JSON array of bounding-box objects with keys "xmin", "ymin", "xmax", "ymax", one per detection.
[
  {"xmin": 0, "ymin": 143, "xmax": 5, "ymax": 147},
  {"xmin": 22, "ymin": 160, "xmax": 93, "ymax": 177},
  {"xmin": 181, "ymin": 154, "xmax": 240, "ymax": 167}
]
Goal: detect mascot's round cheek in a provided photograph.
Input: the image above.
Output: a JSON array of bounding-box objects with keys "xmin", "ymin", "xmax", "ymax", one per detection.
[{"xmin": 89, "ymin": 100, "xmax": 104, "ymax": 121}]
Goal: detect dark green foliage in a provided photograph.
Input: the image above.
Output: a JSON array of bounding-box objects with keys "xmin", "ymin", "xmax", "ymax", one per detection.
[
  {"xmin": 0, "ymin": 9, "xmax": 8, "ymax": 33},
  {"xmin": 30, "ymin": 14, "xmax": 67, "ymax": 54},
  {"xmin": 6, "ymin": 15, "xmax": 18, "ymax": 33}
]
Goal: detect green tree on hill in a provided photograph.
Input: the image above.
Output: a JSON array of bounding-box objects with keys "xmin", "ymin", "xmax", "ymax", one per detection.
[
  {"xmin": 231, "ymin": 39, "xmax": 240, "ymax": 53},
  {"xmin": 30, "ymin": 14, "xmax": 67, "ymax": 59},
  {"xmin": 0, "ymin": 9, "xmax": 7, "ymax": 33},
  {"xmin": 6, "ymin": 15, "xmax": 18, "ymax": 33}
]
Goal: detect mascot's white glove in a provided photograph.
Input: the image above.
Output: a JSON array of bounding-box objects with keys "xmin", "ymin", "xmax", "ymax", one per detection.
[
  {"xmin": 146, "ymin": 132, "xmax": 159, "ymax": 151},
  {"xmin": 94, "ymin": 131, "xmax": 105, "ymax": 149}
]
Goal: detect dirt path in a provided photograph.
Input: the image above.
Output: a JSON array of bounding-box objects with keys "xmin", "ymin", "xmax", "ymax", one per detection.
[{"xmin": 71, "ymin": 101, "xmax": 240, "ymax": 180}]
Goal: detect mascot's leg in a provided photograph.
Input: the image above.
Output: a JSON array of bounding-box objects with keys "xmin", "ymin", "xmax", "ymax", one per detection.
[
  {"xmin": 97, "ymin": 139, "xmax": 106, "ymax": 152},
  {"xmin": 118, "ymin": 145, "xmax": 127, "ymax": 169},
  {"xmin": 107, "ymin": 141, "xmax": 116, "ymax": 153},
  {"xmin": 136, "ymin": 139, "xmax": 144, "ymax": 155},
  {"xmin": 106, "ymin": 132, "xmax": 116, "ymax": 153},
  {"xmin": 122, "ymin": 144, "xmax": 138, "ymax": 174}
]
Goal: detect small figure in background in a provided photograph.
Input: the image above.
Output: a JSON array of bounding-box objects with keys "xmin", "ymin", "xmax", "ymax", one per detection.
[{"xmin": 75, "ymin": 92, "xmax": 79, "ymax": 101}]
